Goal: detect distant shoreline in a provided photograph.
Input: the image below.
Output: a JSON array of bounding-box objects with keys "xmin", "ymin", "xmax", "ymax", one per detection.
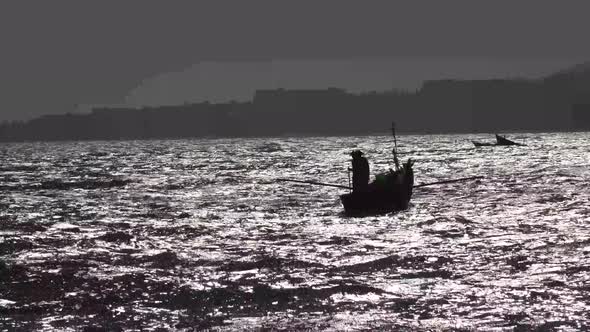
[{"xmin": 2, "ymin": 62, "xmax": 590, "ymax": 143}]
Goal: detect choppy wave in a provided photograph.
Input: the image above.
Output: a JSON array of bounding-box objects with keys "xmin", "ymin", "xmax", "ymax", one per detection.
[{"xmin": 1, "ymin": 132, "xmax": 590, "ymax": 331}]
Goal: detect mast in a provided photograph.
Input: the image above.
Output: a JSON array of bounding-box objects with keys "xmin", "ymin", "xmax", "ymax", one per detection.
[{"xmin": 391, "ymin": 122, "xmax": 400, "ymax": 170}]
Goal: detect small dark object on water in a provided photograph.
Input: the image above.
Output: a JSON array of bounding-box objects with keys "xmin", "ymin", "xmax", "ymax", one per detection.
[
  {"xmin": 39, "ymin": 179, "xmax": 132, "ymax": 190},
  {"xmin": 473, "ymin": 134, "xmax": 526, "ymax": 147},
  {"xmin": 0, "ymin": 260, "xmax": 9, "ymax": 281},
  {"xmin": 98, "ymin": 231, "xmax": 133, "ymax": 243}
]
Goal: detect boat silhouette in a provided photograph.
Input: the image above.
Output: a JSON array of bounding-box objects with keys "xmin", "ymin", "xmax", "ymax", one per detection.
[
  {"xmin": 278, "ymin": 123, "xmax": 483, "ymax": 217},
  {"xmin": 340, "ymin": 158, "xmax": 414, "ymax": 216},
  {"xmin": 340, "ymin": 122, "xmax": 414, "ymax": 216},
  {"xmin": 472, "ymin": 134, "xmax": 525, "ymax": 147}
]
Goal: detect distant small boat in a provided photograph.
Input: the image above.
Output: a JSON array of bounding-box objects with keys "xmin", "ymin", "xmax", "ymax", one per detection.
[
  {"xmin": 495, "ymin": 134, "xmax": 525, "ymax": 146},
  {"xmin": 340, "ymin": 159, "xmax": 414, "ymax": 216},
  {"xmin": 472, "ymin": 134, "xmax": 525, "ymax": 147}
]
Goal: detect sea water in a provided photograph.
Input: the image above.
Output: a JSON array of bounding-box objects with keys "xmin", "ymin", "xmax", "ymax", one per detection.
[{"xmin": 1, "ymin": 132, "xmax": 589, "ymax": 330}]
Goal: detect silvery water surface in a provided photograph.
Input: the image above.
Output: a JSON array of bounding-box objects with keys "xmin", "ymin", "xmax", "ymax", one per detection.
[{"xmin": 1, "ymin": 132, "xmax": 589, "ymax": 331}]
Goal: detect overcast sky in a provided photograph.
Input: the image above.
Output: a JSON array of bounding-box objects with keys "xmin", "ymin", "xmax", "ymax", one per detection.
[{"xmin": 1, "ymin": 0, "xmax": 590, "ymax": 121}]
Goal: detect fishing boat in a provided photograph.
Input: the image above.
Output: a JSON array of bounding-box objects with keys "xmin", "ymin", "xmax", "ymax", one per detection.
[
  {"xmin": 276, "ymin": 123, "xmax": 483, "ymax": 217},
  {"xmin": 472, "ymin": 134, "xmax": 525, "ymax": 147},
  {"xmin": 495, "ymin": 134, "xmax": 525, "ymax": 146},
  {"xmin": 338, "ymin": 121, "xmax": 415, "ymax": 217},
  {"xmin": 277, "ymin": 158, "xmax": 481, "ymax": 216},
  {"xmin": 340, "ymin": 158, "xmax": 414, "ymax": 216}
]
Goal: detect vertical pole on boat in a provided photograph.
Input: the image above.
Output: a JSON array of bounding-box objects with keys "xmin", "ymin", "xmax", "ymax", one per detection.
[
  {"xmin": 391, "ymin": 122, "xmax": 400, "ymax": 170},
  {"xmin": 347, "ymin": 167, "xmax": 352, "ymax": 193}
]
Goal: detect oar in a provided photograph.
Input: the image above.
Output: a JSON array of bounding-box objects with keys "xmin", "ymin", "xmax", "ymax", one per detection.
[
  {"xmin": 413, "ymin": 176, "xmax": 484, "ymax": 188},
  {"xmin": 276, "ymin": 178, "xmax": 352, "ymax": 190},
  {"xmin": 277, "ymin": 175, "xmax": 484, "ymax": 190}
]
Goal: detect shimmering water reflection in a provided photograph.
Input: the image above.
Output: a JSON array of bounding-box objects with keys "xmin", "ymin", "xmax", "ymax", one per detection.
[{"xmin": 1, "ymin": 132, "xmax": 590, "ymax": 330}]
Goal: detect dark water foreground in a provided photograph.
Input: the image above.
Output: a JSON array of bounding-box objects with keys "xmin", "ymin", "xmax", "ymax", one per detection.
[{"xmin": 1, "ymin": 133, "xmax": 590, "ymax": 331}]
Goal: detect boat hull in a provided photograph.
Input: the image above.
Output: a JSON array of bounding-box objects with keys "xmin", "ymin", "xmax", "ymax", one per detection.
[
  {"xmin": 472, "ymin": 137, "xmax": 525, "ymax": 147},
  {"xmin": 340, "ymin": 190, "xmax": 409, "ymax": 216}
]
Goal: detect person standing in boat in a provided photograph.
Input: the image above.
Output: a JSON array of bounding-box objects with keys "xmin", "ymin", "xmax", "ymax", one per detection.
[{"xmin": 350, "ymin": 150, "xmax": 370, "ymax": 193}]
